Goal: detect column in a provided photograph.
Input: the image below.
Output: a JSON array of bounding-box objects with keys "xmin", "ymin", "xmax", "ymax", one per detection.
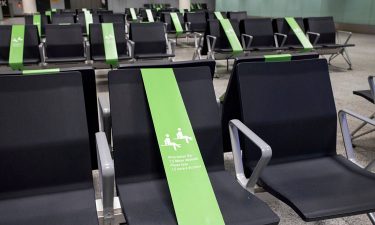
[{"xmin": 22, "ymin": 0, "xmax": 37, "ymax": 14}]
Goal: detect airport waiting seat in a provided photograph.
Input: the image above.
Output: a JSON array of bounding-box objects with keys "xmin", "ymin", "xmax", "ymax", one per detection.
[
  {"xmin": 125, "ymin": 8, "xmax": 138, "ymax": 21},
  {"xmin": 95, "ymin": 65, "xmax": 280, "ymax": 225},
  {"xmin": 51, "ymin": 13, "xmax": 75, "ymax": 24},
  {"xmin": 227, "ymin": 11, "xmax": 247, "ymax": 22},
  {"xmin": 222, "ymin": 58, "xmax": 375, "ymax": 222},
  {"xmin": 273, "ymin": 17, "xmax": 305, "ymax": 49},
  {"xmin": 184, "ymin": 12, "xmax": 207, "ymax": 33},
  {"xmin": 0, "ymin": 72, "xmax": 99, "ymax": 225},
  {"xmin": 76, "ymin": 12, "xmax": 100, "ymax": 34},
  {"xmin": 240, "ymin": 18, "xmax": 288, "ymax": 53},
  {"xmin": 43, "ymin": 24, "xmax": 88, "ymax": 64},
  {"xmin": 304, "ymin": 16, "xmax": 355, "ymax": 69},
  {"xmin": 129, "ymin": 22, "xmax": 175, "ymax": 60},
  {"xmin": 0, "ymin": 25, "xmax": 41, "ymax": 66},
  {"xmin": 350, "ymin": 76, "xmax": 375, "ymax": 141},
  {"xmin": 139, "ymin": 8, "xmax": 157, "ymax": 22},
  {"xmin": 100, "ymin": 13, "xmax": 125, "ymax": 24},
  {"xmin": 206, "ymin": 11, "xmax": 226, "ymax": 20},
  {"xmin": 89, "ymin": 23, "xmax": 132, "ymax": 65},
  {"xmin": 161, "ymin": 12, "xmax": 186, "ymax": 34},
  {"xmin": 25, "ymin": 14, "xmax": 49, "ymax": 36},
  {"xmin": 92, "ymin": 9, "xmax": 113, "ymax": 15},
  {"xmin": 198, "ymin": 19, "xmax": 241, "ymax": 61}
]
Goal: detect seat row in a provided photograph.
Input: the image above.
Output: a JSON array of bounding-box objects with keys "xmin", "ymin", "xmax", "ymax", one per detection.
[{"xmin": 1, "ymin": 55, "xmax": 375, "ymax": 225}]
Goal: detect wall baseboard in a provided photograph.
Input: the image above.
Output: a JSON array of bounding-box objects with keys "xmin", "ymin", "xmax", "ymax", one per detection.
[{"xmin": 336, "ymin": 23, "xmax": 375, "ymax": 34}]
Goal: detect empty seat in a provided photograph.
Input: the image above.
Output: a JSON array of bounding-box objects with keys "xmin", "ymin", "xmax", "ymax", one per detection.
[
  {"xmin": 273, "ymin": 17, "xmax": 305, "ymax": 49},
  {"xmin": 223, "ymin": 58, "xmax": 375, "ymax": 221},
  {"xmin": 0, "ymin": 72, "xmax": 99, "ymax": 225},
  {"xmin": 125, "ymin": 8, "xmax": 138, "ymax": 21},
  {"xmin": 227, "ymin": 11, "xmax": 247, "ymax": 22},
  {"xmin": 304, "ymin": 16, "xmax": 355, "ymax": 69},
  {"xmin": 0, "ymin": 25, "xmax": 41, "ymax": 65},
  {"xmin": 206, "ymin": 11, "xmax": 226, "ymax": 20},
  {"xmin": 44, "ymin": 24, "xmax": 87, "ymax": 63},
  {"xmin": 89, "ymin": 23, "xmax": 131, "ymax": 64},
  {"xmin": 139, "ymin": 8, "xmax": 157, "ymax": 22},
  {"xmin": 100, "ymin": 13, "xmax": 125, "ymax": 24},
  {"xmin": 104, "ymin": 66, "xmax": 280, "ymax": 225},
  {"xmin": 76, "ymin": 12, "xmax": 100, "ymax": 34},
  {"xmin": 51, "ymin": 13, "xmax": 75, "ymax": 24},
  {"xmin": 184, "ymin": 12, "xmax": 206, "ymax": 33},
  {"xmin": 129, "ymin": 22, "xmax": 175, "ymax": 60},
  {"xmin": 240, "ymin": 18, "xmax": 287, "ymax": 52},
  {"xmin": 25, "ymin": 14, "xmax": 48, "ymax": 36},
  {"xmin": 161, "ymin": 12, "xmax": 186, "ymax": 34}
]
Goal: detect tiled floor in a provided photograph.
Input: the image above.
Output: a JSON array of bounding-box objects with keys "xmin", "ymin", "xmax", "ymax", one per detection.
[{"xmin": 4, "ymin": 16, "xmax": 375, "ymax": 225}]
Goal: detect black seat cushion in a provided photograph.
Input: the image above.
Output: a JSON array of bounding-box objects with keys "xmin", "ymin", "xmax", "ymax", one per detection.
[
  {"xmin": 118, "ymin": 170, "xmax": 279, "ymax": 225},
  {"xmin": 259, "ymin": 155, "xmax": 375, "ymax": 221},
  {"xmin": 353, "ymin": 90, "xmax": 374, "ymax": 103},
  {"xmin": 0, "ymin": 188, "xmax": 98, "ymax": 225},
  {"xmin": 135, "ymin": 53, "xmax": 174, "ymax": 59}
]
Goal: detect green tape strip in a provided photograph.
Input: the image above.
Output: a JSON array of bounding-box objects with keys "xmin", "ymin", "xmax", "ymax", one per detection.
[
  {"xmin": 84, "ymin": 11, "xmax": 93, "ymax": 35},
  {"xmin": 285, "ymin": 17, "xmax": 313, "ymax": 51},
  {"xmin": 130, "ymin": 8, "xmax": 137, "ymax": 21},
  {"xmin": 197, "ymin": 3, "xmax": 202, "ymax": 9},
  {"xmin": 102, "ymin": 23, "xmax": 118, "ymax": 67},
  {"xmin": 215, "ymin": 12, "xmax": 243, "ymax": 55},
  {"xmin": 141, "ymin": 68, "xmax": 225, "ymax": 225},
  {"xmin": 264, "ymin": 54, "xmax": 292, "ymax": 62},
  {"xmin": 170, "ymin": 13, "xmax": 183, "ymax": 36},
  {"xmin": 146, "ymin": 9, "xmax": 154, "ymax": 22},
  {"xmin": 33, "ymin": 14, "xmax": 41, "ymax": 37},
  {"xmin": 9, "ymin": 25, "xmax": 25, "ymax": 70},
  {"xmin": 22, "ymin": 68, "xmax": 60, "ymax": 75}
]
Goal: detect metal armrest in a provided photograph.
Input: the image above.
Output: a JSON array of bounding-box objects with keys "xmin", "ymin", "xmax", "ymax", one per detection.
[
  {"xmin": 185, "ymin": 22, "xmax": 191, "ymax": 32},
  {"xmin": 339, "ymin": 109, "xmax": 375, "ymax": 167},
  {"xmin": 84, "ymin": 40, "xmax": 91, "ymax": 61},
  {"xmin": 206, "ymin": 35, "xmax": 217, "ymax": 52},
  {"xmin": 38, "ymin": 42, "xmax": 46, "ymax": 64},
  {"xmin": 98, "ymin": 95, "xmax": 112, "ymax": 143},
  {"xmin": 126, "ymin": 39, "xmax": 135, "ymax": 58},
  {"xmin": 369, "ymin": 76, "xmax": 375, "ymax": 101},
  {"xmin": 194, "ymin": 32, "xmax": 203, "ymax": 48},
  {"xmin": 307, "ymin": 31, "xmax": 320, "ymax": 45},
  {"xmin": 229, "ymin": 119, "xmax": 272, "ymax": 193},
  {"xmin": 274, "ymin": 33, "xmax": 287, "ymax": 47},
  {"xmin": 337, "ymin": 30, "xmax": 352, "ymax": 45},
  {"xmin": 168, "ymin": 39, "xmax": 176, "ymax": 55},
  {"xmin": 241, "ymin": 34, "xmax": 253, "ymax": 49},
  {"xmin": 163, "ymin": 23, "xmax": 168, "ymax": 33},
  {"xmin": 96, "ymin": 132, "xmax": 115, "ymax": 225}
]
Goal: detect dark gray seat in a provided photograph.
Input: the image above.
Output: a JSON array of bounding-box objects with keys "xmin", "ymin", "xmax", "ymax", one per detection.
[
  {"xmin": 108, "ymin": 66, "xmax": 280, "ymax": 225},
  {"xmin": 184, "ymin": 12, "xmax": 206, "ymax": 33},
  {"xmin": 51, "ymin": 13, "xmax": 75, "ymax": 24},
  {"xmin": 227, "ymin": 11, "xmax": 247, "ymax": 22},
  {"xmin": 224, "ymin": 58, "xmax": 375, "ymax": 221},
  {"xmin": 273, "ymin": 18, "xmax": 305, "ymax": 49},
  {"xmin": 0, "ymin": 72, "xmax": 98, "ymax": 225}
]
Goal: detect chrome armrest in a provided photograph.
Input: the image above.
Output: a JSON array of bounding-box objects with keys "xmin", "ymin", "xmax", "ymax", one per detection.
[
  {"xmin": 194, "ymin": 32, "xmax": 203, "ymax": 48},
  {"xmin": 163, "ymin": 23, "xmax": 168, "ymax": 33},
  {"xmin": 229, "ymin": 119, "xmax": 272, "ymax": 193},
  {"xmin": 185, "ymin": 22, "xmax": 191, "ymax": 32},
  {"xmin": 338, "ymin": 109, "xmax": 375, "ymax": 168},
  {"xmin": 126, "ymin": 39, "xmax": 135, "ymax": 58},
  {"xmin": 168, "ymin": 39, "xmax": 176, "ymax": 55},
  {"xmin": 241, "ymin": 34, "xmax": 253, "ymax": 49},
  {"xmin": 274, "ymin": 33, "xmax": 287, "ymax": 47},
  {"xmin": 307, "ymin": 31, "xmax": 320, "ymax": 45},
  {"xmin": 96, "ymin": 132, "xmax": 115, "ymax": 225},
  {"xmin": 38, "ymin": 42, "xmax": 46, "ymax": 64},
  {"xmin": 98, "ymin": 95, "xmax": 112, "ymax": 143},
  {"xmin": 206, "ymin": 35, "xmax": 217, "ymax": 52},
  {"xmin": 369, "ymin": 76, "xmax": 375, "ymax": 102},
  {"xmin": 337, "ymin": 30, "xmax": 352, "ymax": 45},
  {"xmin": 84, "ymin": 40, "xmax": 91, "ymax": 61}
]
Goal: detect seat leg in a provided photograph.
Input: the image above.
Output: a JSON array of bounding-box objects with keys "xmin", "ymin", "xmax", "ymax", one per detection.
[
  {"xmin": 351, "ymin": 112, "xmax": 375, "ymax": 138},
  {"xmin": 227, "ymin": 58, "xmax": 229, "ymax": 71},
  {"xmin": 368, "ymin": 212, "xmax": 375, "ymax": 224},
  {"xmin": 329, "ymin": 53, "xmax": 339, "ymax": 65},
  {"xmin": 342, "ymin": 48, "xmax": 353, "ymax": 70}
]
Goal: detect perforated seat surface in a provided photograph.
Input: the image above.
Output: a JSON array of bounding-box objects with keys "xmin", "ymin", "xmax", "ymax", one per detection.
[{"xmin": 118, "ymin": 170, "xmax": 279, "ymax": 225}]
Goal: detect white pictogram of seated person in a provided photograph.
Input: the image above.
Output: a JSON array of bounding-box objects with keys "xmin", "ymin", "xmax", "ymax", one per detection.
[
  {"xmin": 176, "ymin": 128, "xmax": 192, "ymax": 143},
  {"xmin": 163, "ymin": 134, "xmax": 181, "ymax": 151}
]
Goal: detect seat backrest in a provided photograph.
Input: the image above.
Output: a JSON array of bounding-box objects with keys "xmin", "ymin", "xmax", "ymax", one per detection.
[
  {"xmin": 51, "ymin": 13, "xmax": 75, "ymax": 24},
  {"xmin": 227, "ymin": 11, "xmax": 247, "ymax": 22},
  {"xmin": 184, "ymin": 12, "xmax": 206, "ymax": 32},
  {"xmin": 206, "ymin": 11, "xmax": 226, "ymax": 20},
  {"xmin": 0, "ymin": 72, "xmax": 93, "ymax": 199},
  {"xmin": 101, "ymin": 13, "xmax": 125, "ymax": 24},
  {"xmin": 0, "ymin": 25, "xmax": 40, "ymax": 63},
  {"xmin": 202, "ymin": 19, "xmax": 240, "ymax": 54},
  {"xmin": 125, "ymin": 8, "xmax": 138, "ymax": 20},
  {"xmin": 240, "ymin": 18, "xmax": 275, "ymax": 47},
  {"xmin": 76, "ymin": 12, "xmax": 100, "ymax": 34},
  {"xmin": 273, "ymin": 17, "xmax": 305, "ymax": 46},
  {"xmin": 129, "ymin": 22, "xmax": 167, "ymax": 55},
  {"xmin": 161, "ymin": 12, "xmax": 185, "ymax": 32},
  {"xmin": 89, "ymin": 23, "xmax": 127, "ymax": 59},
  {"xmin": 233, "ymin": 59, "xmax": 337, "ymax": 167},
  {"xmin": 304, "ymin": 17, "xmax": 336, "ymax": 45},
  {"xmin": 25, "ymin": 14, "xmax": 48, "ymax": 36},
  {"xmin": 109, "ymin": 67, "xmax": 224, "ymax": 184},
  {"xmin": 139, "ymin": 8, "xmax": 157, "ymax": 22},
  {"xmin": 45, "ymin": 24, "xmax": 84, "ymax": 58}
]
